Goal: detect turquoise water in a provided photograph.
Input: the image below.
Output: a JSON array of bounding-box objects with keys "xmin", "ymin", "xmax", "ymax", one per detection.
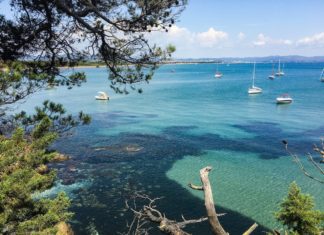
[{"xmin": 17, "ymin": 63, "xmax": 324, "ymax": 234}]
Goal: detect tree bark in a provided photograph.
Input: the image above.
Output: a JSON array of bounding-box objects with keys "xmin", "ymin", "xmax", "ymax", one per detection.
[{"xmin": 199, "ymin": 166, "xmax": 228, "ymax": 235}]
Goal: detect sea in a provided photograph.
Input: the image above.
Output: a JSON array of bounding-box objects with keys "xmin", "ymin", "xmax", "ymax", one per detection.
[{"xmin": 16, "ymin": 63, "xmax": 324, "ymax": 234}]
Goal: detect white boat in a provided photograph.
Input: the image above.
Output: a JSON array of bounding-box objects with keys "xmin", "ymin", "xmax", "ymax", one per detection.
[
  {"xmin": 248, "ymin": 62, "xmax": 262, "ymax": 94},
  {"xmin": 276, "ymin": 94, "xmax": 293, "ymax": 104},
  {"xmin": 95, "ymin": 91, "xmax": 109, "ymax": 100},
  {"xmin": 275, "ymin": 59, "xmax": 285, "ymax": 76},
  {"xmin": 320, "ymin": 68, "xmax": 324, "ymax": 82},
  {"xmin": 214, "ymin": 63, "xmax": 223, "ymax": 78}
]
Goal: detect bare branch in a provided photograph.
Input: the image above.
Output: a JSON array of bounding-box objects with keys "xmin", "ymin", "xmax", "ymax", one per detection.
[
  {"xmin": 242, "ymin": 223, "xmax": 258, "ymax": 235},
  {"xmin": 188, "ymin": 183, "xmax": 203, "ymax": 191}
]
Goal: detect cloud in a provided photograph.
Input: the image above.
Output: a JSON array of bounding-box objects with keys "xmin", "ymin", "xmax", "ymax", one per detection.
[
  {"xmin": 238, "ymin": 32, "xmax": 245, "ymax": 40},
  {"xmin": 147, "ymin": 25, "xmax": 228, "ymax": 49},
  {"xmin": 196, "ymin": 28, "xmax": 228, "ymax": 47},
  {"xmin": 253, "ymin": 33, "xmax": 292, "ymax": 46},
  {"xmin": 297, "ymin": 32, "xmax": 324, "ymax": 46}
]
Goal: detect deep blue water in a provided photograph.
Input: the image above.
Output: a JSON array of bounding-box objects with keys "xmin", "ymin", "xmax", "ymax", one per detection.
[{"xmin": 18, "ymin": 63, "xmax": 324, "ymax": 234}]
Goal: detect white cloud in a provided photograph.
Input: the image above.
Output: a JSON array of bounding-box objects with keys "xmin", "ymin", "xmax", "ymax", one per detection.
[
  {"xmin": 238, "ymin": 32, "xmax": 246, "ymax": 40},
  {"xmin": 147, "ymin": 25, "xmax": 228, "ymax": 49},
  {"xmin": 253, "ymin": 33, "xmax": 268, "ymax": 46},
  {"xmin": 196, "ymin": 28, "xmax": 228, "ymax": 48},
  {"xmin": 253, "ymin": 33, "xmax": 292, "ymax": 46},
  {"xmin": 297, "ymin": 32, "xmax": 324, "ymax": 46}
]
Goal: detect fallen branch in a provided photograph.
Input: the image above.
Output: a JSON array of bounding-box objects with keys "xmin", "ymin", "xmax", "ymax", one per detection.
[
  {"xmin": 124, "ymin": 193, "xmax": 208, "ymax": 235},
  {"xmin": 242, "ymin": 223, "xmax": 258, "ymax": 235},
  {"xmin": 189, "ymin": 166, "xmax": 258, "ymax": 235}
]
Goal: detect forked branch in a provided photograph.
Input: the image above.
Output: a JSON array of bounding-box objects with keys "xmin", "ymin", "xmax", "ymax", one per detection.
[{"xmin": 189, "ymin": 166, "xmax": 258, "ymax": 235}]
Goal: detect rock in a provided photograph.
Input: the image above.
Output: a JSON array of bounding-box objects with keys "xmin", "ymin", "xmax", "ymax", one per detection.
[
  {"xmin": 56, "ymin": 222, "xmax": 74, "ymax": 235},
  {"xmin": 53, "ymin": 153, "xmax": 70, "ymax": 162}
]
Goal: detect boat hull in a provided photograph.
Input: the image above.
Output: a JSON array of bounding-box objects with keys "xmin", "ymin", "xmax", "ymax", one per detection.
[
  {"xmin": 248, "ymin": 87, "xmax": 262, "ymax": 94},
  {"xmin": 275, "ymin": 72, "xmax": 285, "ymax": 76},
  {"xmin": 276, "ymin": 98, "xmax": 292, "ymax": 104},
  {"xmin": 95, "ymin": 96, "xmax": 109, "ymax": 100}
]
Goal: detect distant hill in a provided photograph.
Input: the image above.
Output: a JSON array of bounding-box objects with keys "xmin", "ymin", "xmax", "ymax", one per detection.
[{"xmin": 170, "ymin": 56, "xmax": 324, "ymax": 63}]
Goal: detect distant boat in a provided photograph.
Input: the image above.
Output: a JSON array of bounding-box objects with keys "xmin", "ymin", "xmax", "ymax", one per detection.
[
  {"xmin": 214, "ymin": 63, "xmax": 223, "ymax": 78},
  {"xmin": 275, "ymin": 59, "xmax": 285, "ymax": 76},
  {"xmin": 268, "ymin": 63, "xmax": 275, "ymax": 80},
  {"xmin": 320, "ymin": 68, "xmax": 324, "ymax": 82},
  {"xmin": 248, "ymin": 62, "xmax": 262, "ymax": 94},
  {"xmin": 276, "ymin": 94, "xmax": 293, "ymax": 104},
  {"xmin": 95, "ymin": 91, "xmax": 109, "ymax": 100}
]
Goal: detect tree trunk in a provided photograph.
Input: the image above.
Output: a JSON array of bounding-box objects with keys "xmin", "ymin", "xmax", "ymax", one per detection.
[{"xmin": 200, "ymin": 166, "xmax": 228, "ymax": 235}]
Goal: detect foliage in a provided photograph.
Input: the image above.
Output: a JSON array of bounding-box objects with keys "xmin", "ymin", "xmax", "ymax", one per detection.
[
  {"xmin": 1, "ymin": 0, "xmax": 186, "ymax": 94},
  {"xmin": 0, "ymin": 61, "xmax": 87, "ymax": 106},
  {"xmin": 0, "ymin": 125, "xmax": 73, "ymax": 234},
  {"xmin": 1, "ymin": 100, "xmax": 91, "ymax": 135},
  {"xmin": 275, "ymin": 182, "xmax": 324, "ymax": 235}
]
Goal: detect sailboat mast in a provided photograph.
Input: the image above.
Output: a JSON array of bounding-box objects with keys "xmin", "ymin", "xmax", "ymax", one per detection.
[
  {"xmin": 252, "ymin": 62, "xmax": 256, "ymax": 87},
  {"xmin": 278, "ymin": 59, "xmax": 281, "ymax": 72}
]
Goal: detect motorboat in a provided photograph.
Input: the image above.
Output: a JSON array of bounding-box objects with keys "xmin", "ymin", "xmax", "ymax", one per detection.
[
  {"xmin": 95, "ymin": 91, "xmax": 109, "ymax": 100},
  {"xmin": 276, "ymin": 94, "xmax": 293, "ymax": 104},
  {"xmin": 248, "ymin": 62, "xmax": 262, "ymax": 94}
]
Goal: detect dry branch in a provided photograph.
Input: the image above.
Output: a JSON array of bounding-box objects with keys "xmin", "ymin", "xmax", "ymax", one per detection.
[
  {"xmin": 283, "ymin": 140, "xmax": 324, "ymax": 184},
  {"xmin": 189, "ymin": 166, "xmax": 258, "ymax": 235},
  {"xmin": 124, "ymin": 193, "xmax": 208, "ymax": 235}
]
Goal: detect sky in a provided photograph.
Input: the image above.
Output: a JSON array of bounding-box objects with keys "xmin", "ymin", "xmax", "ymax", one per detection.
[
  {"xmin": 1, "ymin": 0, "xmax": 324, "ymax": 58},
  {"xmin": 148, "ymin": 0, "xmax": 324, "ymax": 58}
]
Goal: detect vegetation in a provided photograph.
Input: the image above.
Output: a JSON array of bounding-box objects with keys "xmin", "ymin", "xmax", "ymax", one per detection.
[
  {"xmin": 275, "ymin": 182, "xmax": 324, "ymax": 235},
  {"xmin": 0, "ymin": 125, "xmax": 72, "ymax": 234},
  {"xmin": 0, "ymin": 0, "xmax": 186, "ymax": 94}
]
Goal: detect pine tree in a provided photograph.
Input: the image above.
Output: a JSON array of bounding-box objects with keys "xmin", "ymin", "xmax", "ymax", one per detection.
[
  {"xmin": 0, "ymin": 121, "xmax": 74, "ymax": 234},
  {"xmin": 275, "ymin": 182, "xmax": 324, "ymax": 235}
]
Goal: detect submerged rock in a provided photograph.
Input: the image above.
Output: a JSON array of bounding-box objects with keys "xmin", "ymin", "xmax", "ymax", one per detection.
[
  {"xmin": 93, "ymin": 144, "xmax": 143, "ymax": 154},
  {"xmin": 53, "ymin": 153, "xmax": 70, "ymax": 162}
]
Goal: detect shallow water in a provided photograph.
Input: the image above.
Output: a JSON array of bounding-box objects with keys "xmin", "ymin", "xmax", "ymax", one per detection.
[{"xmin": 17, "ymin": 63, "xmax": 324, "ymax": 234}]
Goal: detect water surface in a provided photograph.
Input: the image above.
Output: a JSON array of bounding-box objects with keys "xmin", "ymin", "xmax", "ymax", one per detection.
[{"xmin": 19, "ymin": 63, "xmax": 324, "ymax": 234}]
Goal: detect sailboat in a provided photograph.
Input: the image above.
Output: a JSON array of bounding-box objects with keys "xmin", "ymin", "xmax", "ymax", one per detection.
[
  {"xmin": 268, "ymin": 63, "xmax": 275, "ymax": 80},
  {"xmin": 248, "ymin": 62, "xmax": 262, "ymax": 94},
  {"xmin": 320, "ymin": 68, "xmax": 324, "ymax": 82},
  {"xmin": 275, "ymin": 59, "xmax": 285, "ymax": 76},
  {"xmin": 214, "ymin": 63, "xmax": 223, "ymax": 78}
]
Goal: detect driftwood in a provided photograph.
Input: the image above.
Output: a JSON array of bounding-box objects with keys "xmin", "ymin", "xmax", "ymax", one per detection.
[
  {"xmin": 189, "ymin": 166, "xmax": 258, "ymax": 235},
  {"xmin": 124, "ymin": 193, "xmax": 209, "ymax": 235},
  {"xmin": 125, "ymin": 166, "xmax": 258, "ymax": 235},
  {"xmin": 189, "ymin": 166, "xmax": 228, "ymax": 235}
]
